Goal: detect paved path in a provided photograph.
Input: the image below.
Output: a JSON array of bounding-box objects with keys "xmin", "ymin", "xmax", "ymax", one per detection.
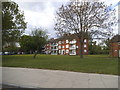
[{"xmin": 0, "ymin": 67, "xmax": 118, "ymax": 88}]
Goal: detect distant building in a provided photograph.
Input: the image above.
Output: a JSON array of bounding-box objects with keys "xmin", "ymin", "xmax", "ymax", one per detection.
[
  {"xmin": 110, "ymin": 35, "xmax": 120, "ymax": 57},
  {"xmin": 44, "ymin": 34, "xmax": 89, "ymax": 55}
]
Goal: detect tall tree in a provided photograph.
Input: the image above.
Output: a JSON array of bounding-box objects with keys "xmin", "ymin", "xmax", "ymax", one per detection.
[
  {"xmin": 19, "ymin": 35, "xmax": 34, "ymax": 53},
  {"xmin": 54, "ymin": 0, "xmax": 117, "ymax": 58},
  {"xmin": 31, "ymin": 28, "xmax": 48, "ymax": 58},
  {"xmin": 2, "ymin": 1, "xmax": 27, "ymax": 49},
  {"xmin": 19, "ymin": 28, "xmax": 48, "ymax": 58}
]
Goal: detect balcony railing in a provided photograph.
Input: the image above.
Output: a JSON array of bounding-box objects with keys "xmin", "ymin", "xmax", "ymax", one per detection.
[
  {"xmin": 51, "ymin": 48, "xmax": 58, "ymax": 50},
  {"xmin": 69, "ymin": 47, "xmax": 76, "ymax": 50},
  {"xmin": 69, "ymin": 53, "xmax": 76, "ymax": 55},
  {"xmin": 69, "ymin": 41, "xmax": 76, "ymax": 44},
  {"xmin": 51, "ymin": 44, "xmax": 58, "ymax": 46}
]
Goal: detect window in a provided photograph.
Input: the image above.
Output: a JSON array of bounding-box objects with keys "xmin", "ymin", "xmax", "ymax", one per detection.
[
  {"xmin": 71, "ymin": 45, "xmax": 76, "ymax": 48},
  {"xmin": 66, "ymin": 40, "xmax": 69, "ymax": 43},
  {"xmin": 59, "ymin": 50, "xmax": 61, "ymax": 53},
  {"xmin": 66, "ymin": 49, "xmax": 69, "ymax": 53},
  {"xmin": 84, "ymin": 39, "xmax": 87, "ymax": 43},
  {"xmin": 76, "ymin": 46, "xmax": 78, "ymax": 48},
  {"xmin": 59, "ymin": 41, "xmax": 61, "ymax": 44},
  {"xmin": 55, "ymin": 43, "xmax": 58, "ymax": 46},
  {"xmin": 62, "ymin": 41, "xmax": 64, "ymax": 44},
  {"xmin": 118, "ymin": 42, "xmax": 120, "ymax": 45},
  {"xmin": 84, "ymin": 44, "xmax": 87, "ymax": 48},
  {"xmin": 66, "ymin": 45, "xmax": 69, "ymax": 48},
  {"xmin": 59, "ymin": 46, "xmax": 61, "ymax": 49},
  {"xmin": 114, "ymin": 50, "xmax": 117, "ymax": 52},
  {"xmin": 62, "ymin": 46, "xmax": 64, "ymax": 48},
  {"xmin": 84, "ymin": 49, "xmax": 87, "ymax": 53},
  {"xmin": 73, "ymin": 39, "xmax": 76, "ymax": 43}
]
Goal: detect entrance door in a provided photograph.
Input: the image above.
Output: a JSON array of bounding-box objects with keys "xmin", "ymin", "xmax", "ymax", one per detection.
[{"xmin": 61, "ymin": 50, "xmax": 65, "ymax": 55}]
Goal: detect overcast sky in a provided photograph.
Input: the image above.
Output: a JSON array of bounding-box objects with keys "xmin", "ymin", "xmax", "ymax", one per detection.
[{"xmin": 13, "ymin": 0, "xmax": 119, "ymax": 38}]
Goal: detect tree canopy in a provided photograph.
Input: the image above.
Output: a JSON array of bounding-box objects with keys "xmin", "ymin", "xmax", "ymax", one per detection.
[
  {"xmin": 54, "ymin": 0, "xmax": 117, "ymax": 58},
  {"xmin": 2, "ymin": 1, "xmax": 27, "ymax": 47},
  {"xmin": 19, "ymin": 28, "xmax": 48, "ymax": 58}
]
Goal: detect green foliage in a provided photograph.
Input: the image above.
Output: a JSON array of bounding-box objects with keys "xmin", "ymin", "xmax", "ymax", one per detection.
[
  {"xmin": 3, "ymin": 45, "xmax": 20, "ymax": 52},
  {"xmin": 89, "ymin": 42, "xmax": 109, "ymax": 54},
  {"xmin": 31, "ymin": 28, "xmax": 48, "ymax": 53},
  {"xmin": 102, "ymin": 38, "xmax": 111, "ymax": 50},
  {"xmin": 89, "ymin": 43, "xmax": 102, "ymax": 54},
  {"xmin": 19, "ymin": 28, "xmax": 48, "ymax": 53},
  {"xmin": 2, "ymin": 55, "xmax": 118, "ymax": 75},
  {"xmin": 2, "ymin": 1, "xmax": 27, "ymax": 46},
  {"xmin": 19, "ymin": 35, "xmax": 34, "ymax": 52}
]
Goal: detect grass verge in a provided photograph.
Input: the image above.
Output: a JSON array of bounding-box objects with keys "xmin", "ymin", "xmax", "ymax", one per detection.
[{"xmin": 2, "ymin": 54, "xmax": 118, "ymax": 75}]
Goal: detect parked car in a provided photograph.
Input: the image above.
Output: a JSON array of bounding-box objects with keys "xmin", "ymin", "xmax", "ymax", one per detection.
[
  {"xmin": 0, "ymin": 52, "xmax": 2, "ymax": 55},
  {"xmin": 4, "ymin": 52, "xmax": 15, "ymax": 55},
  {"xmin": 4, "ymin": 52, "xmax": 9, "ymax": 55}
]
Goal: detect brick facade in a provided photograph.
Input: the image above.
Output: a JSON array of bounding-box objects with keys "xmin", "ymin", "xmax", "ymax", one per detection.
[
  {"xmin": 110, "ymin": 35, "xmax": 120, "ymax": 57},
  {"xmin": 110, "ymin": 42, "xmax": 120, "ymax": 57},
  {"xmin": 44, "ymin": 34, "xmax": 89, "ymax": 55}
]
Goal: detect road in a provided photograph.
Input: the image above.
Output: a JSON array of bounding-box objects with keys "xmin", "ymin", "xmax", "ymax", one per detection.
[{"xmin": 0, "ymin": 67, "xmax": 119, "ymax": 88}]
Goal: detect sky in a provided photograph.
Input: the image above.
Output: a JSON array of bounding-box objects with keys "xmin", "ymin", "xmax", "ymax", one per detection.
[{"xmin": 12, "ymin": 0, "xmax": 120, "ymax": 38}]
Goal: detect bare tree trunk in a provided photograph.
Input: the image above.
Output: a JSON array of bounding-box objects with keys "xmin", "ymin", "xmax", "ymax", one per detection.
[
  {"xmin": 33, "ymin": 50, "xmax": 37, "ymax": 59},
  {"xmin": 79, "ymin": 38, "xmax": 83, "ymax": 58}
]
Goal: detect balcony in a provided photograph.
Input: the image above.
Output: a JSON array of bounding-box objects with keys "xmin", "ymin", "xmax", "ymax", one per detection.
[
  {"xmin": 51, "ymin": 48, "xmax": 58, "ymax": 51},
  {"xmin": 69, "ymin": 47, "xmax": 76, "ymax": 50},
  {"xmin": 51, "ymin": 44, "xmax": 58, "ymax": 46},
  {"xmin": 51, "ymin": 51, "xmax": 58, "ymax": 55},
  {"xmin": 69, "ymin": 40, "xmax": 76, "ymax": 44},
  {"xmin": 51, "ymin": 53, "xmax": 58, "ymax": 55},
  {"xmin": 69, "ymin": 52, "xmax": 76, "ymax": 55},
  {"xmin": 69, "ymin": 50, "xmax": 76, "ymax": 55}
]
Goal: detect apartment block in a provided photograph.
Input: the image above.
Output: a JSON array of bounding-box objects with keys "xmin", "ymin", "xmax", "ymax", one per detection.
[{"xmin": 44, "ymin": 34, "xmax": 89, "ymax": 55}]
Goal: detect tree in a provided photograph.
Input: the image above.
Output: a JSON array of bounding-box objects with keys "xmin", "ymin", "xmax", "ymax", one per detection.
[
  {"xmin": 2, "ymin": 1, "xmax": 27, "ymax": 50},
  {"xmin": 89, "ymin": 41, "xmax": 102, "ymax": 54},
  {"xmin": 19, "ymin": 28, "xmax": 48, "ymax": 58},
  {"xmin": 99, "ymin": 38, "xmax": 111, "ymax": 54},
  {"xmin": 54, "ymin": 0, "xmax": 117, "ymax": 58},
  {"xmin": 19, "ymin": 35, "xmax": 34, "ymax": 53},
  {"xmin": 102, "ymin": 38, "xmax": 110, "ymax": 50},
  {"xmin": 32, "ymin": 28, "xmax": 48, "ymax": 58}
]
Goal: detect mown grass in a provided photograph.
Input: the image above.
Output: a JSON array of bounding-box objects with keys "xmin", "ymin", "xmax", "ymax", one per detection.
[{"xmin": 2, "ymin": 54, "xmax": 118, "ymax": 75}]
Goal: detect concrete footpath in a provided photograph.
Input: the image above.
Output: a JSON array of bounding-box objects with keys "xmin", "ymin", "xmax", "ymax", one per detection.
[{"xmin": 0, "ymin": 67, "xmax": 119, "ymax": 88}]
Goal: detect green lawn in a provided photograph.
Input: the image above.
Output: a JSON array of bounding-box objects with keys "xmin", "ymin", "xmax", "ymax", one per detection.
[{"xmin": 2, "ymin": 54, "xmax": 118, "ymax": 75}]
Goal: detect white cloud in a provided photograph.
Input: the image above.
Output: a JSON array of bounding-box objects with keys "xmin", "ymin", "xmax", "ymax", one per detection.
[
  {"xmin": 13, "ymin": 0, "xmax": 119, "ymax": 38},
  {"xmin": 24, "ymin": 9, "xmax": 54, "ymax": 28}
]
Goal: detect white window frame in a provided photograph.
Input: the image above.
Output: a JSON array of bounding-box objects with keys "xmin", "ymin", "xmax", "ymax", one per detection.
[
  {"xmin": 59, "ymin": 50, "xmax": 61, "ymax": 53},
  {"xmin": 59, "ymin": 46, "xmax": 61, "ymax": 49},
  {"xmin": 84, "ymin": 44, "xmax": 87, "ymax": 48},
  {"xmin": 84, "ymin": 49, "xmax": 87, "ymax": 53},
  {"xmin": 66, "ymin": 49, "xmax": 69, "ymax": 53},
  {"xmin": 59, "ymin": 41, "xmax": 61, "ymax": 44},
  {"xmin": 66, "ymin": 45, "xmax": 69, "ymax": 48},
  {"xmin": 114, "ymin": 50, "xmax": 117, "ymax": 52},
  {"xmin": 66, "ymin": 40, "xmax": 69, "ymax": 43},
  {"xmin": 76, "ymin": 46, "xmax": 78, "ymax": 48},
  {"xmin": 84, "ymin": 39, "xmax": 87, "ymax": 43},
  {"xmin": 62, "ymin": 41, "xmax": 64, "ymax": 44},
  {"xmin": 118, "ymin": 42, "xmax": 120, "ymax": 45}
]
